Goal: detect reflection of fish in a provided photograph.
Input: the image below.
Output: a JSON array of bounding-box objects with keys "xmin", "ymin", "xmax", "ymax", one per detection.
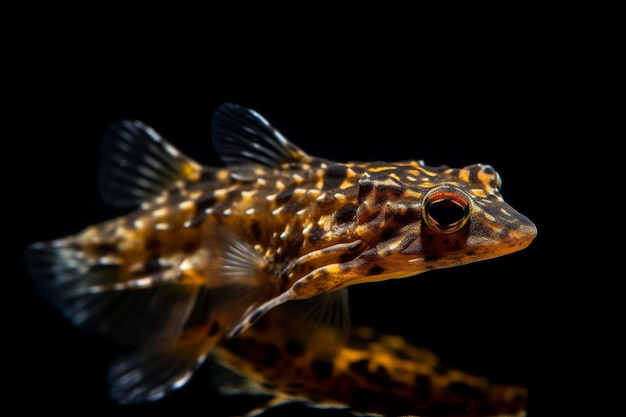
[
  {"xmin": 23, "ymin": 103, "xmax": 536, "ymax": 413},
  {"xmin": 215, "ymin": 302, "xmax": 528, "ymax": 417}
]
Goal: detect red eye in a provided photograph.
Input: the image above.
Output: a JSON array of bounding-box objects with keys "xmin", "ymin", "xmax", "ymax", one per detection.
[{"xmin": 422, "ymin": 185, "xmax": 471, "ymax": 233}]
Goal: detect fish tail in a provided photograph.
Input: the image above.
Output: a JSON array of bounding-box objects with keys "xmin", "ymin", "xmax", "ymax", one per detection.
[
  {"xmin": 24, "ymin": 236, "xmax": 229, "ymax": 404},
  {"xmin": 24, "ymin": 237, "xmax": 97, "ymax": 314},
  {"xmin": 23, "ymin": 231, "xmax": 202, "ymax": 347}
]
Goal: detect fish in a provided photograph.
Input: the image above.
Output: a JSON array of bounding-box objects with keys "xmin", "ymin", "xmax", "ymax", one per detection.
[{"xmin": 23, "ymin": 103, "xmax": 537, "ymax": 414}]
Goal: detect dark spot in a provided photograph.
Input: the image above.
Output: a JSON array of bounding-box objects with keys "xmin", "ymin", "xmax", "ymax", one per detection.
[
  {"xmin": 275, "ymin": 188, "xmax": 295, "ymax": 207},
  {"xmin": 334, "ymin": 204, "xmax": 357, "ymax": 224},
  {"xmin": 308, "ymin": 224, "xmax": 324, "ymax": 242},
  {"xmin": 447, "ymin": 382, "xmax": 488, "ymax": 400},
  {"xmin": 424, "ymin": 253, "xmax": 440, "ymax": 262},
  {"xmin": 468, "ymin": 166, "xmax": 481, "ymax": 184},
  {"xmin": 144, "ymin": 237, "xmax": 161, "ymax": 251},
  {"xmin": 390, "ymin": 348, "xmax": 412, "ymax": 361},
  {"xmin": 349, "ymin": 359, "xmax": 370, "ymax": 376},
  {"xmin": 183, "ymin": 241, "xmax": 199, "ymax": 253},
  {"xmin": 228, "ymin": 338, "xmax": 281, "ymax": 368},
  {"xmin": 357, "ymin": 178, "xmax": 374, "ymax": 204},
  {"xmin": 381, "ymin": 228, "xmax": 395, "ymax": 241},
  {"xmin": 413, "ymin": 374, "xmax": 432, "ymax": 401},
  {"xmin": 194, "ymin": 194, "xmax": 217, "ymax": 212},
  {"xmin": 144, "ymin": 255, "xmax": 162, "ymax": 273},
  {"xmin": 250, "ymin": 220, "xmax": 262, "ymax": 242},
  {"xmin": 466, "ymin": 249, "xmax": 476, "ymax": 256},
  {"xmin": 287, "ymin": 231, "xmax": 304, "ymax": 252},
  {"xmin": 311, "ymin": 359, "xmax": 333, "ymax": 379},
  {"xmin": 92, "ymin": 242, "xmax": 118, "ymax": 256},
  {"xmin": 374, "ymin": 365, "xmax": 391, "ymax": 382},
  {"xmin": 262, "ymin": 345, "xmax": 280, "ymax": 366},
  {"xmin": 285, "ymin": 340, "xmax": 305, "ymax": 356},
  {"xmin": 339, "ymin": 251, "xmax": 360, "ymax": 263},
  {"xmin": 367, "ymin": 265, "xmax": 384, "ymax": 276},
  {"xmin": 287, "ymin": 382, "xmax": 305, "ymax": 389},
  {"xmin": 283, "ymin": 200, "xmax": 303, "ymax": 214},
  {"xmin": 208, "ymin": 321, "xmax": 220, "ymax": 336},
  {"xmin": 322, "ymin": 164, "xmax": 348, "ymax": 190}
]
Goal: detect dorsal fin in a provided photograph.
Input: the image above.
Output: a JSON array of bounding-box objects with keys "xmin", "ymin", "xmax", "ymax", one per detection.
[
  {"xmin": 99, "ymin": 120, "xmax": 203, "ymax": 208},
  {"xmin": 211, "ymin": 103, "xmax": 313, "ymax": 167}
]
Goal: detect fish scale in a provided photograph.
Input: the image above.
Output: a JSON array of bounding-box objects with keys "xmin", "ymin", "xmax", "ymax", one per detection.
[{"xmin": 23, "ymin": 103, "xmax": 536, "ymax": 416}]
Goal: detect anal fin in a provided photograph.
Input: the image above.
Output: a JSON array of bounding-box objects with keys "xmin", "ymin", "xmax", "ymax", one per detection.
[{"xmin": 108, "ymin": 325, "xmax": 217, "ymax": 404}]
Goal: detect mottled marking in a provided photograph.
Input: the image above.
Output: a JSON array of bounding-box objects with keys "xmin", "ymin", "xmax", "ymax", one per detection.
[
  {"xmin": 367, "ymin": 265, "xmax": 384, "ymax": 276},
  {"xmin": 413, "ymin": 374, "xmax": 432, "ymax": 401},
  {"xmin": 143, "ymin": 254, "xmax": 162, "ymax": 274},
  {"xmin": 349, "ymin": 359, "xmax": 370, "ymax": 376},
  {"xmin": 308, "ymin": 224, "xmax": 325, "ymax": 242},
  {"xmin": 322, "ymin": 164, "xmax": 348, "ymax": 190},
  {"xmin": 182, "ymin": 241, "xmax": 199, "ymax": 253},
  {"xmin": 250, "ymin": 220, "xmax": 262, "ymax": 242},
  {"xmin": 310, "ymin": 359, "xmax": 333, "ymax": 379},
  {"xmin": 208, "ymin": 321, "xmax": 220, "ymax": 336},
  {"xmin": 144, "ymin": 237, "xmax": 160, "ymax": 251},
  {"xmin": 285, "ymin": 340, "xmax": 305, "ymax": 356},
  {"xmin": 334, "ymin": 204, "xmax": 357, "ymax": 224},
  {"xmin": 275, "ymin": 188, "xmax": 295, "ymax": 207},
  {"xmin": 91, "ymin": 242, "xmax": 119, "ymax": 256}
]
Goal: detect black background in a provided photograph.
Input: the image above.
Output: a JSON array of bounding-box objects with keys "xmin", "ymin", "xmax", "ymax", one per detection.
[{"xmin": 9, "ymin": 23, "xmax": 588, "ymax": 416}]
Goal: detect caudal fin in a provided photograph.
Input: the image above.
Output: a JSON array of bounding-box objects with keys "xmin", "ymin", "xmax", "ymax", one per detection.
[{"xmin": 23, "ymin": 237, "xmax": 200, "ymax": 347}]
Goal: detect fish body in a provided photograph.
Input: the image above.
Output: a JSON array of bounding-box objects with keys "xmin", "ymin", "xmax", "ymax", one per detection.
[{"xmin": 24, "ymin": 103, "xmax": 536, "ymax": 415}]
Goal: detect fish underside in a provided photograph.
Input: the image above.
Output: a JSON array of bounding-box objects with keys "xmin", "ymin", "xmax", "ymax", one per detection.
[{"xmin": 24, "ymin": 103, "xmax": 536, "ymax": 416}]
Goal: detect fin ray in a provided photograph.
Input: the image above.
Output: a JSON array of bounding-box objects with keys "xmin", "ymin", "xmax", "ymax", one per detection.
[
  {"xmin": 212, "ymin": 103, "xmax": 313, "ymax": 167},
  {"xmin": 109, "ymin": 328, "xmax": 216, "ymax": 404},
  {"xmin": 99, "ymin": 119, "xmax": 203, "ymax": 208},
  {"xmin": 281, "ymin": 289, "xmax": 351, "ymax": 359},
  {"xmin": 180, "ymin": 220, "xmax": 276, "ymax": 333},
  {"xmin": 24, "ymin": 239, "xmax": 199, "ymax": 347}
]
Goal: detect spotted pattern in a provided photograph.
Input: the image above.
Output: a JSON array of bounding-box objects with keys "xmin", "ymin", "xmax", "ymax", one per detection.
[{"xmin": 215, "ymin": 307, "xmax": 528, "ymax": 417}]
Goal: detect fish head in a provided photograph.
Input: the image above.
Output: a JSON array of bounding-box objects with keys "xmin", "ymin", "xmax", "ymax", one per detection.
[{"xmin": 348, "ymin": 160, "xmax": 537, "ymax": 282}]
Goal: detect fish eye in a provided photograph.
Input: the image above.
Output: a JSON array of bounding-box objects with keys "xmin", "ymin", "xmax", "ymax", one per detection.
[{"xmin": 422, "ymin": 185, "xmax": 471, "ymax": 233}]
